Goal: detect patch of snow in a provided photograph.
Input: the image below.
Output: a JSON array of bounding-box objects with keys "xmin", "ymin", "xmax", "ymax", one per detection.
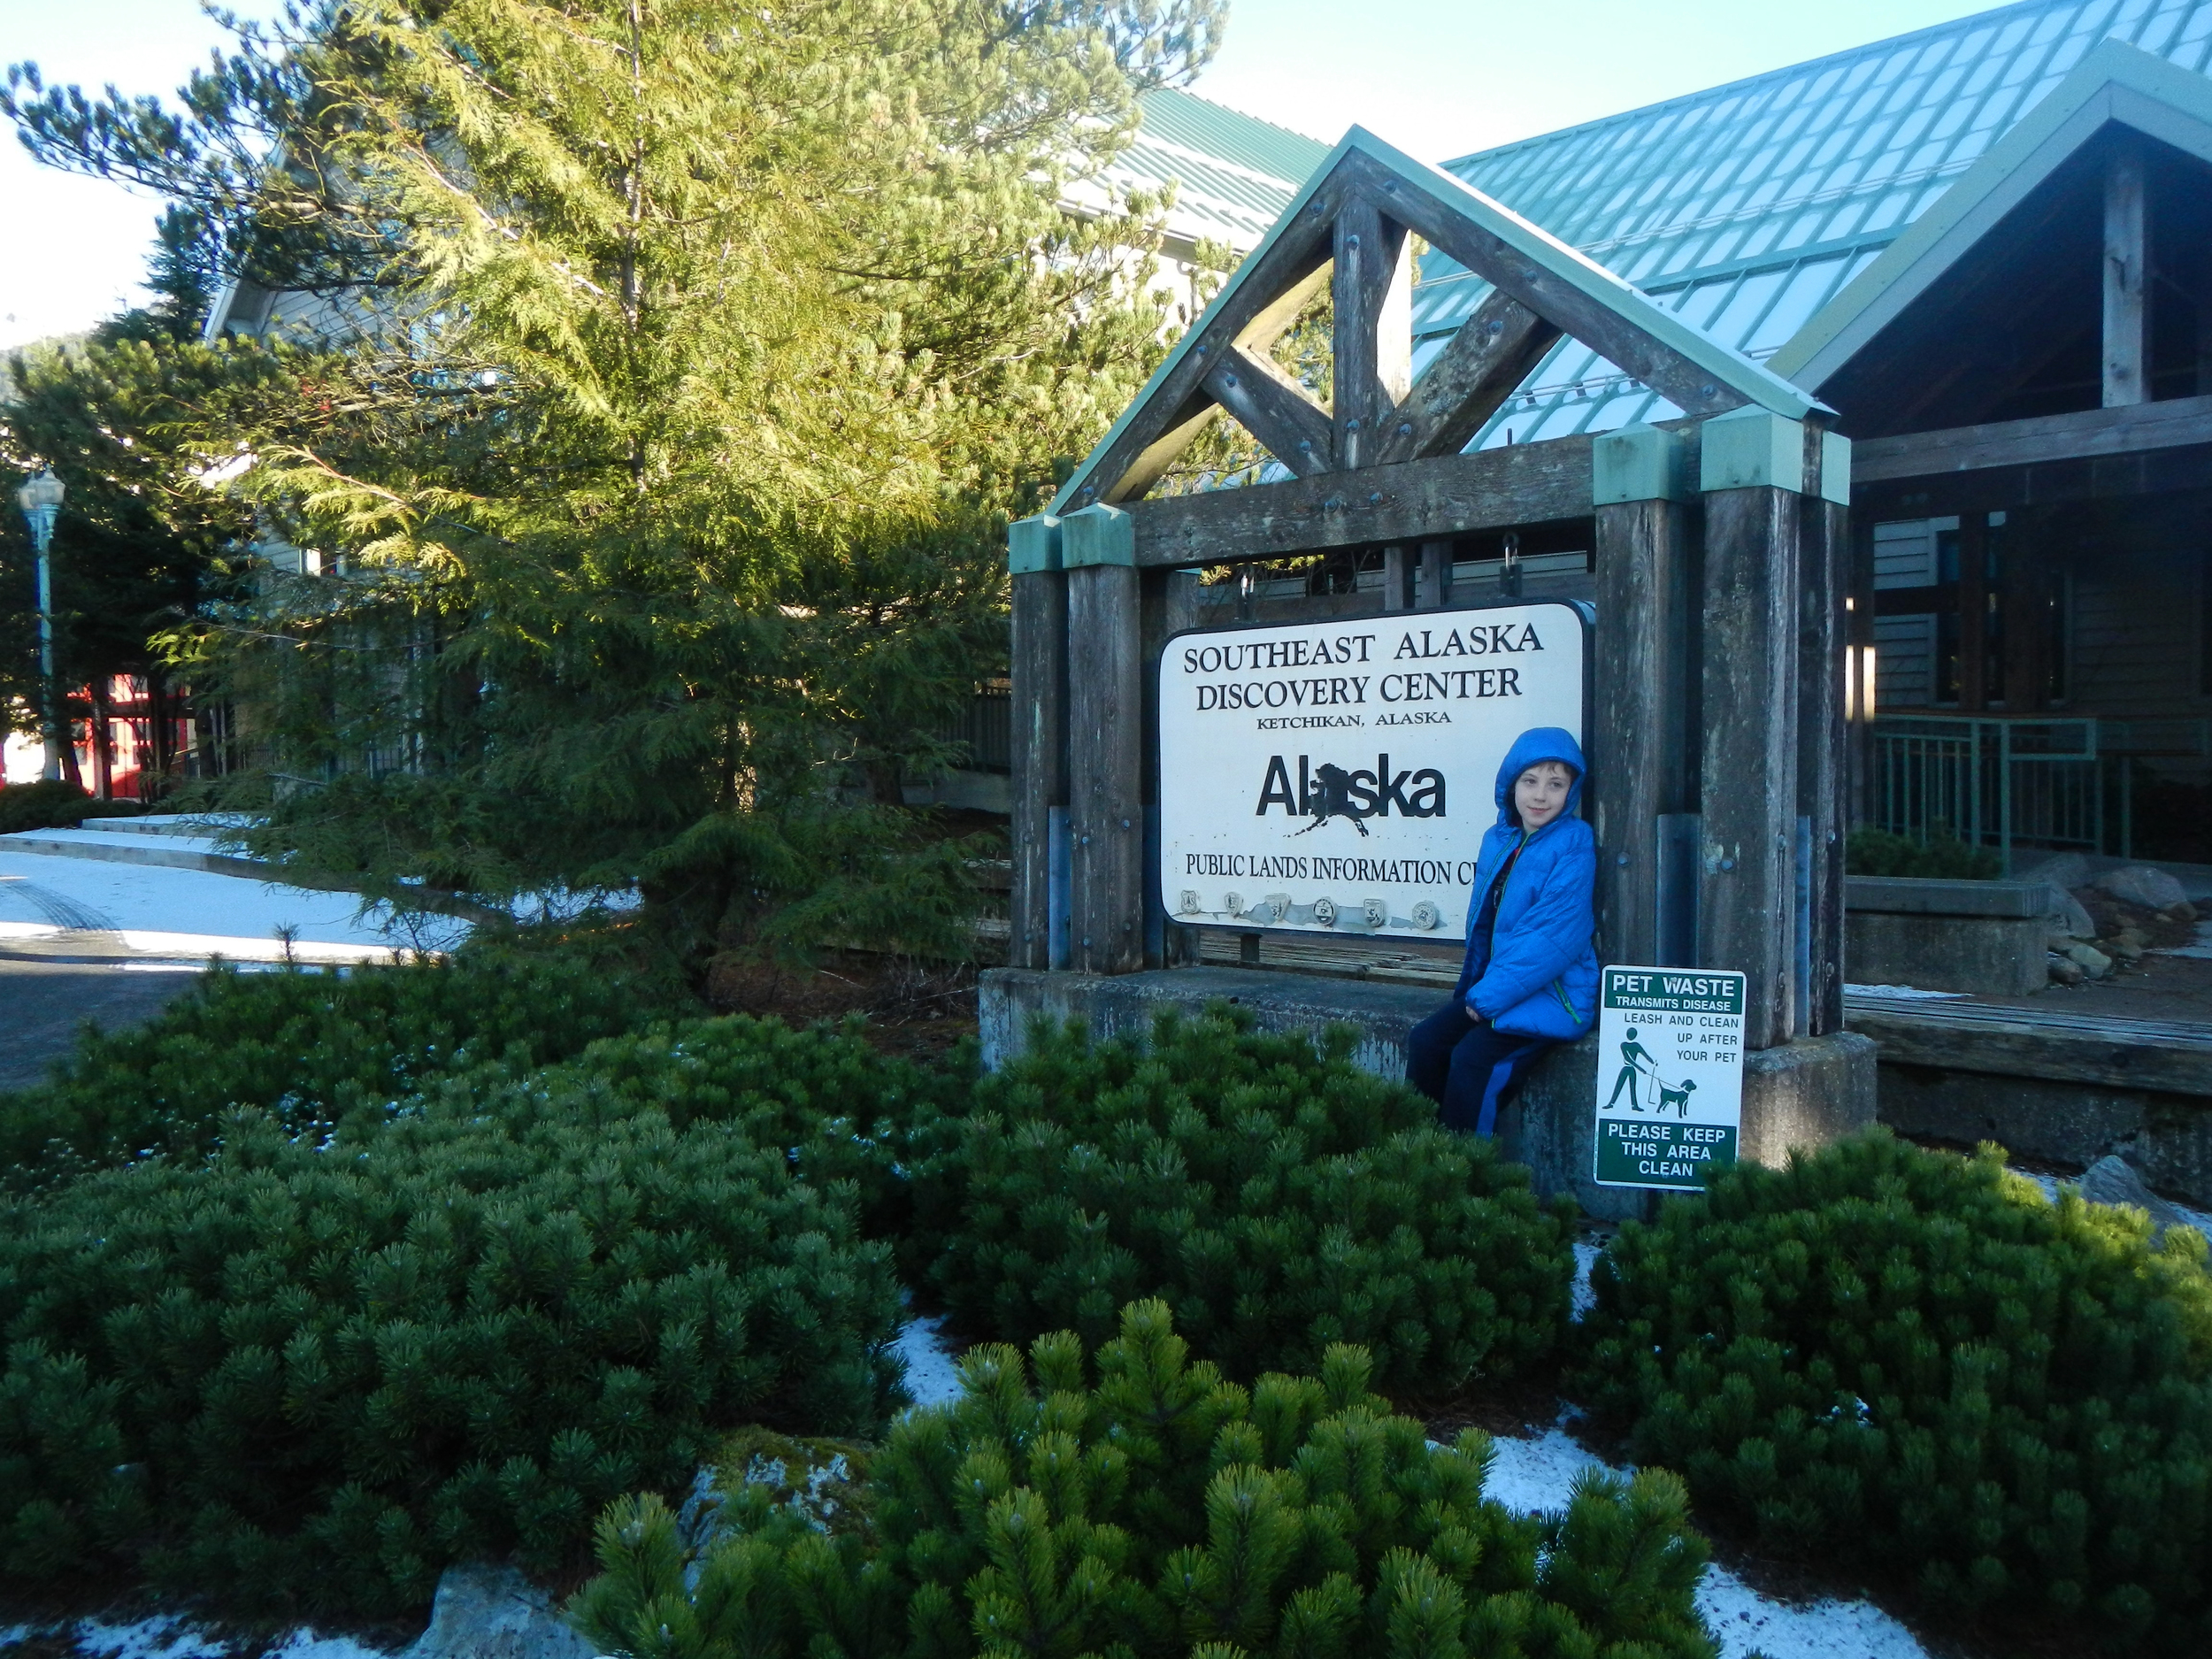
[
  {"xmin": 1696, "ymin": 1565, "xmax": 1928, "ymax": 1659},
  {"xmin": 1476, "ymin": 1420, "xmax": 1931, "ymax": 1659},
  {"xmin": 1569, "ymin": 1239, "xmax": 1600, "ymax": 1319},
  {"xmin": 60, "ymin": 1617, "xmax": 232, "ymax": 1659},
  {"xmin": 893, "ymin": 1312, "xmax": 964, "ymax": 1409},
  {"xmin": 1842, "ymin": 983, "xmax": 1967, "ymax": 1001},
  {"xmin": 2151, "ymin": 919, "xmax": 2212, "ymax": 959}
]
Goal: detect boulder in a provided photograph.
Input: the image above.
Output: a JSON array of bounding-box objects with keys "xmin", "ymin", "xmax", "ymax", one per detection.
[
  {"xmin": 2048, "ymin": 889, "xmax": 2097, "ymax": 941},
  {"xmin": 405, "ymin": 1563, "xmax": 595, "ymax": 1659},
  {"xmin": 2018, "ymin": 852, "xmax": 2091, "ymax": 891},
  {"xmin": 2079, "ymin": 1155, "xmax": 2186, "ymax": 1240},
  {"xmin": 2094, "ymin": 864, "xmax": 2191, "ymax": 912},
  {"xmin": 2047, "ymin": 953, "xmax": 2085, "ymax": 987},
  {"xmin": 2062, "ymin": 941, "xmax": 2112, "ymax": 978}
]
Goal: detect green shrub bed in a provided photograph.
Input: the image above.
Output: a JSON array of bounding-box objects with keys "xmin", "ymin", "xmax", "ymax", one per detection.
[
  {"xmin": 0, "ymin": 954, "xmax": 662, "ymax": 1186},
  {"xmin": 571, "ymin": 1300, "xmax": 1717, "ymax": 1659},
  {"xmin": 0, "ymin": 778, "xmax": 145, "ymax": 834},
  {"xmin": 906, "ymin": 1007, "xmax": 1575, "ymax": 1393},
  {"xmin": 1577, "ymin": 1132, "xmax": 2212, "ymax": 1647},
  {"xmin": 0, "ymin": 1081, "xmax": 903, "ymax": 1616}
]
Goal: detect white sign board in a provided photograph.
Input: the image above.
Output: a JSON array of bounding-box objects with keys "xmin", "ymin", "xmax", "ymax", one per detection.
[
  {"xmin": 1157, "ymin": 602, "xmax": 1586, "ymax": 943},
  {"xmin": 1593, "ymin": 965, "xmax": 1746, "ymax": 1190}
]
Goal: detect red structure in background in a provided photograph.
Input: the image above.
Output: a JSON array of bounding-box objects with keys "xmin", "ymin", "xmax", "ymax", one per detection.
[{"xmin": 63, "ymin": 675, "xmax": 196, "ymax": 802}]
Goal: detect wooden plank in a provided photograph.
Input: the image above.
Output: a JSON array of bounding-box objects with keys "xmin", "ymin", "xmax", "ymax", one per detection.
[
  {"xmin": 1067, "ymin": 563, "xmax": 1145, "ymax": 972},
  {"xmin": 1204, "ymin": 343, "xmax": 1333, "ymax": 478},
  {"xmin": 1593, "ymin": 497, "xmax": 1691, "ymax": 968},
  {"xmin": 1957, "ymin": 511, "xmax": 1987, "ymax": 710},
  {"xmin": 1070, "ymin": 193, "xmax": 1340, "ymax": 508},
  {"xmin": 1846, "ymin": 1000, "xmax": 2212, "ymax": 1097},
  {"xmin": 1009, "ymin": 570, "xmax": 1067, "ymax": 970},
  {"xmin": 1332, "ymin": 196, "xmax": 1410, "ymax": 470},
  {"xmin": 1125, "ymin": 430, "xmax": 1598, "ymax": 566},
  {"xmin": 1382, "ymin": 545, "xmax": 1411, "ymax": 611},
  {"xmin": 1379, "ymin": 289, "xmax": 1561, "ymax": 465},
  {"xmin": 1799, "ymin": 488, "xmax": 1847, "ymax": 1037},
  {"xmin": 1855, "ymin": 395, "xmax": 2212, "ymax": 483},
  {"xmin": 2104, "ymin": 142, "xmax": 2149, "ymax": 409},
  {"xmin": 1340, "ymin": 149, "xmax": 1750, "ymax": 422},
  {"xmin": 1701, "ymin": 485, "xmax": 1801, "ymax": 1049}
]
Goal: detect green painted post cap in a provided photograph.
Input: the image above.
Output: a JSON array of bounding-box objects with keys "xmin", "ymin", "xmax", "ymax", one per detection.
[
  {"xmin": 1062, "ymin": 503, "xmax": 1136, "ymax": 568},
  {"xmin": 1699, "ymin": 406, "xmax": 1807, "ymax": 495},
  {"xmin": 1008, "ymin": 514, "xmax": 1063, "ymax": 574},
  {"xmin": 1592, "ymin": 424, "xmax": 1692, "ymax": 504},
  {"xmin": 1820, "ymin": 431, "xmax": 1852, "ymax": 505}
]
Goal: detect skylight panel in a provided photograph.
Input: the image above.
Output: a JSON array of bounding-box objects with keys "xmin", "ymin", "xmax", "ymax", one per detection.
[
  {"xmin": 1703, "ymin": 265, "xmax": 1791, "ymax": 347},
  {"xmin": 2179, "ymin": 4, "xmax": 2212, "ymax": 46},
  {"xmin": 1670, "ymin": 278, "xmax": 1738, "ymax": 330}
]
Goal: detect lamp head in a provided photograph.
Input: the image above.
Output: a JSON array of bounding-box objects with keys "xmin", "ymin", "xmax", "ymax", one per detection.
[{"xmin": 15, "ymin": 469, "xmax": 65, "ymax": 514}]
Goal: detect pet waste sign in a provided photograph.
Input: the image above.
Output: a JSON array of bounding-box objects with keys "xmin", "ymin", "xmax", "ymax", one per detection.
[
  {"xmin": 1593, "ymin": 966, "xmax": 1746, "ymax": 1190},
  {"xmin": 1157, "ymin": 601, "xmax": 1586, "ymax": 944}
]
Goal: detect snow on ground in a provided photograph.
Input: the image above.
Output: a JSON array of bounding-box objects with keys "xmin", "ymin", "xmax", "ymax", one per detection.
[
  {"xmin": 0, "ymin": 848, "xmax": 469, "ymax": 962},
  {"xmin": 1569, "ymin": 1238, "xmax": 1600, "ymax": 1317},
  {"xmin": 893, "ymin": 1312, "xmax": 964, "ymax": 1409},
  {"xmin": 1483, "ymin": 1420, "xmax": 1930, "ymax": 1659},
  {"xmin": 0, "ymin": 1614, "xmax": 390, "ymax": 1659},
  {"xmin": 1841, "ymin": 982, "xmax": 1967, "ymax": 1001},
  {"xmin": 2152, "ymin": 918, "xmax": 2212, "ymax": 960}
]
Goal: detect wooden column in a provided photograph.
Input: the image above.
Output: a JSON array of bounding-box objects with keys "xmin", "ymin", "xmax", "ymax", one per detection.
[
  {"xmin": 2104, "ymin": 142, "xmax": 2149, "ymax": 409},
  {"xmin": 1955, "ymin": 511, "xmax": 1988, "ymax": 710},
  {"xmin": 1591, "ymin": 424, "xmax": 1694, "ymax": 968},
  {"xmin": 1144, "ymin": 566, "xmax": 1204, "ymax": 967},
  {"xmin": 1008, "ymin": 515, "xmax": 1066, "ymax": 970},
  {"xmin": 1382, "ymin": 546, "xmax": 1413, "ymax": 611},
  {"xmin": 1064, "ymin": 505, "xmax": 1145, "ymax": 974},
  {"xmin": 1419, "ymin": 540, "xmax": 1453, "ymax": 610},
  {"xmin": 1331, "ymin": 196, "xmax": 1412, "ymax": 472},
  {"xmin": 1698, "ymin": 409, "xmax": 1807, "ymax": 1049},
  {"xmin": 1799, "ymin": 428, "xmax": 1850, "ymax": 1037}
]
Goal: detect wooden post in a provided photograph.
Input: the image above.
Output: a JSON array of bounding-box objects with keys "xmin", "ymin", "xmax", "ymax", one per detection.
[
  {"xmin": 1332, "ymin": 196, "xmax": 1411, "ymax": 472},
  {"xmin": 1008, "ymin": 515, "xmax": 1066, "ymax": 970},
  {"xmin": 1799, "ymin": 428, "xmax": 1850, "ymax": 1037},
  {"xmin": 2104, "ymin": 142, "xmax": 2149, "ymax": 409},
  {"xmin": 1064, "ymin": 505, "xmax": 1146, "ymax": 974},
  {"xmin": 1699, "ymin": 409, "xmax": 1807, "ymax": 1049},
  {"xmin": 1419, "ymin": 540, "xmax": 1453, "ymax": 610},
  {"xmin": 1144, "ymin": 566, "xmax": 1204, "ymax": 967},
  {"xmin": 1383, "ymin": 546, "xmax": 1413, "ymax": 611},
  {"xmin": 1956, "ymin": 511, "xmax": 1988, "ymax": 710},
  {"xmin": 1591, "ymin": 425, "xmax": 1694, "ymax": 968}
]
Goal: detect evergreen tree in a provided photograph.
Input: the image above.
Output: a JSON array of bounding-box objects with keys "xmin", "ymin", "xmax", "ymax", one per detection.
[{"xmin": 4, "ymin": 1, "xmax": 1225, "ymax": 956}]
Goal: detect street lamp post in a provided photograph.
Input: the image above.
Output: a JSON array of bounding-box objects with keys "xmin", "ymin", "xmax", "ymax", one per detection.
[{"xmin": 13, "ymin": 469, "xmax": 65, "ymax": 781}]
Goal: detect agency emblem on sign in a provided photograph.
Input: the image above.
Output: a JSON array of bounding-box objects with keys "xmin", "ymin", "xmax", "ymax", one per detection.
[
  {"xmin": 1592, "ymin": 965, "xmax": 1746, "ymax": 1190},
  {"xmin": 1157, "ymin": 601, "xmax": 1587, "ymax": 944}
]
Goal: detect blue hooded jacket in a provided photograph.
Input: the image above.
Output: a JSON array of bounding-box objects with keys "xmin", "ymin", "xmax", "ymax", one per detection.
[{"xmin": 1455, "ymin": 727, "xmax": 1600, "ymax": 1041}]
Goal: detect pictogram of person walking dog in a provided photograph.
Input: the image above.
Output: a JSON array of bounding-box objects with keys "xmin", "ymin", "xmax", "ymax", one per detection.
[{"xmin": 1601, "ymin": 1032, "xmax": 1699, "ymax": 1118}]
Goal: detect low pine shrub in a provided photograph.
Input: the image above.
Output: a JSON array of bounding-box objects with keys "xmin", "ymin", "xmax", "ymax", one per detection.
[
  {"xmin": 907, "ymin": 1006, "xmax": 1575, "ymax": 1393},
  {"xmin": 1576, "ymin": 1132, "xmax": 2212, "ymax": 1647},
  {"xmin": 1843, "ymin": 824, "xmax": 2001, "ymax": 879},
  {"xmin": 0, "ymin": 779, "xmax": 144, "ymax": 834},
  {"xmin": 0, "ymin": 953, "xmax": 665, "ymax": 1187},
  {"xmin": 0, "ymin": 1084, "xmax": 903, "ymax": 1617},
  {"xmin": 570, "ymin": 1299, "xmax": 1717, "ymax": 1659}
]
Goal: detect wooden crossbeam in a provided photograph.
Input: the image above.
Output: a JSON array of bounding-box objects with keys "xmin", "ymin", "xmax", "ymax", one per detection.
[
  {"xmin": 1203, "ymin": 343, "xmax": 1333, "ymax": 477},
  {"xmin": 1378, "ymin": 289, "xmax": 1561, "ymax": 465},
  {"xmin": 1066, "ymin": 191, "xmax": 1340, "ymax": 508},
  {"xmin": 1338, "ymin": 150, "xmax": 1750, "ymax": 422}
]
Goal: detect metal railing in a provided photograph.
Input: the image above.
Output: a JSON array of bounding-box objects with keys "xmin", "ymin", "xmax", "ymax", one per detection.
[
  {"xmin": 1869, "ymin": 717, "xmax": 2101, "ymax": 865},
  {"xmin": 1870, "ymin": 716, "xmax": 2212, "ymax": 865}
]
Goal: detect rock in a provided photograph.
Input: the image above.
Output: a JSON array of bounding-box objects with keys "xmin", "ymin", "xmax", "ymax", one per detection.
[
  {"xmin": 2094, "ymin": 865, "xmax": 2191, "ymax": 911},
  {"xmin": 2178, "ymin": 899, "xmax": 2200, "ymax": 923},
  {"xmin": 2109, "ymin": 938, "xmax": 2145, "ymax": 964},
  {"xmin": 2063, "ymin": 941, "xmax": 2112, "ymax": 978},
  {"xmin": 2019, "ymin": 852, "xmax": 2091, "ymax": 891},
  {"xmin": 404, "ymin": 1563, "xmax": 596, "ymax": 1659},
  {"xmin": 2047, "ymin": 953, "xmax": 2085, "ymax": 987},
  {"xmin": 2047, "ymin": 889, "xmax": 2097, "ymax": 941},
  {"xmin": 2078, "ymin": 1155, "xmax": 2186, "ymax": 1240}
]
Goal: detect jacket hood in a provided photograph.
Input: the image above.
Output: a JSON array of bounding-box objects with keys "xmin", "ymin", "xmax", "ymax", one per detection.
[{"xmin": 1493, "ymin": 726, "xmax": 1587, "ymax": 827}]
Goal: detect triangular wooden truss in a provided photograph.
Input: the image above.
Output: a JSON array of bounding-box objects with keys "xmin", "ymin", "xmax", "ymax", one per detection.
[{"xmin": 1052, "ymin": 128, "xmax": 1819, "ymax": 513}]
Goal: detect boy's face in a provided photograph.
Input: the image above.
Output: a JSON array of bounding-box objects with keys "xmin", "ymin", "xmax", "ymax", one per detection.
[{"xmin": 1515, "ymin": 760, "xmax": 1573, "ymax": 829}]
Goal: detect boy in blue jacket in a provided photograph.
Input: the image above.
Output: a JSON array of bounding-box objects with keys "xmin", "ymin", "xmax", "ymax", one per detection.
[{"xmin": 1406, "ymin": 726, "xmax": 1599, "ymax": 1136}]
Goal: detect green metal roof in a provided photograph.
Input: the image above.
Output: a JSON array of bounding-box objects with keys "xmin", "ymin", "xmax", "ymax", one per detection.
[
  {"xmin": 1115, "ymin": 88, "xmax": 1335, "ymax": 250},
  {"xmin": 1415, "ymin": 0, "xmax": 2212, "ymax": 449}
]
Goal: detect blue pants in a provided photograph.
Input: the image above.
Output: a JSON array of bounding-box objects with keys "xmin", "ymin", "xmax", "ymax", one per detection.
[{"xmin": 1405, "ymin": 1002, "xmax": 1554, "ymax": 1136}]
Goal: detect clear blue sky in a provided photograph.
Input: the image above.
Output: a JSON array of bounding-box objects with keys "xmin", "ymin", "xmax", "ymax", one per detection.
[{"xmin": 0, "ymin": 0, "xmax": 2006, "ymax": 351}]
